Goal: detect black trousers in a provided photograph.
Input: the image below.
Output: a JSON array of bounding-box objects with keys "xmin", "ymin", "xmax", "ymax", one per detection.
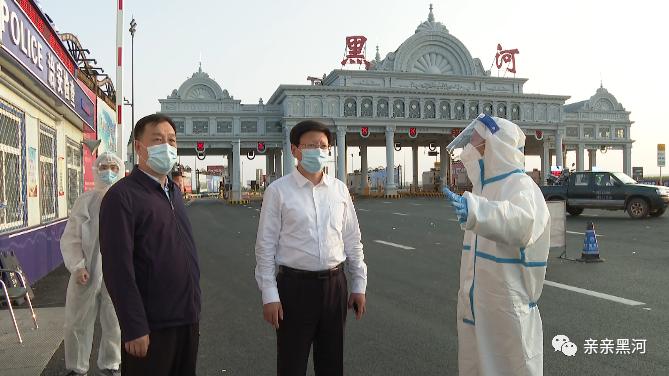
[
  {"xmin": 121, "ymin": 323, "xmax": 199, "ymax": 376},
  {"xmin": 276, "ymin": 267, "xmax": 348, "ymax": 376}
]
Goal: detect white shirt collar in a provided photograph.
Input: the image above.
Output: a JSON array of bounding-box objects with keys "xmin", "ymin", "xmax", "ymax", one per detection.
[{"xmin": 291, "ymin": 168, "xmax": 330, "ymax": 188}]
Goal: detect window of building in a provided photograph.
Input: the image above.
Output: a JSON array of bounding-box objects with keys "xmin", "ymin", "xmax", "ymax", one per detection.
[
  {"xmin": 409, "ymin": 100, "xmax": 421, "ymax": 118},
  {"xmin": 241, "ymin": 121, "xmax": 258, "ymax": 133},
  {"xmin": 468, "ymin": 102, "xmax": 479, "ymax": 119},
  {"xmin": 216, "ymin": 121, "xmax": 233, "ymax": 133},
  {"xmin": 393, "ymin": 99, "xmax": 405, "ymax": 118},
  {"xmin": 583, "ymin": 127, "xmax": 595, "ymax": 138},
  {"xmin": 174, "ymin": 120, "xmax": 185, "ymax": 134},
  {"xmin": 361, "ymin": 98, "xmax": 373, "ymax": 117},
  {"xmin": 377, "ymin": 98, "xmax": 389, "ymax": 117},
  {"xmin": 424, "ymin": 100, "xmax": 436, "ymax": 119},
  {"xmin": 439, "ymin": 101, "xmax": 450, "ymax": 119},
  {"xmin": 0, "ymin": 99, "xmax": 26, "ymax": 232},
  {"xmin": 454, "ymin": 101, "xmax": 465, "ymax": 120},
  {"xmin": 482, "ymin": 102, "xmax": 493, "ymax": 116},
  {"xmin": 511, "ymin": 104, "xmax": 520, "ymax": 121},
  {"xmin": 66, "ymin": 138, "xmax": 83, "ymax": 214},
  {"xmin": 566, "ymin": 127, "xmax": 579, "ymax": 137},
  {"xmin": 599, "ymin": 127, "xmax": 610, "ymax": 139},
  {"xmin": 39, "ymin": 124, "xmax": 57, "ymax": 222},
  {"xmin": 192, "ymin": 120, "xmax": 209, "ymax": 134},
  {"xmin": 266, "ymin": 121, "xmax": 282, "ymax": 133},
  {"xmin": 344, "ymin": 98, "xmax": 357, "ymax": 117},
  {"xmin": 497, "ymin": 103, "xmax": 507, "ymax": 118},
  {"xmin": 615, "ymin": 128, "xmax": 626, "ymax": 139}
]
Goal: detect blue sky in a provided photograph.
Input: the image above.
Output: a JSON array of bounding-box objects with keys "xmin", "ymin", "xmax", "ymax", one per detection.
[{"xmin": 41, "ymin": 0, "xmax": 669, "ymax": 181}]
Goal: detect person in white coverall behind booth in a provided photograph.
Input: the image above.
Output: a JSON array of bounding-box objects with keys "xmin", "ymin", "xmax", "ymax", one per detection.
[
  {"xmin": 443, "ymin": 114, "xmax": 550, "ymax": 376},
  {"xmin": 60, "ymin": 152, "xmax": 125, "ymax": 376}
]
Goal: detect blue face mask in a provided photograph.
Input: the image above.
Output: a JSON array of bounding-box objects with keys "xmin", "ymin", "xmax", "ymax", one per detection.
[
  {"xmin": 98, "ymin": 170, "xmax": 118, "ymax": 186},
  {"xmin": 300, "ymin": 149, "xmax": 328, "ymax": 174},
  {"xmin": 146, "ymin": 143, "xmax": 178, "ymax": 175}
]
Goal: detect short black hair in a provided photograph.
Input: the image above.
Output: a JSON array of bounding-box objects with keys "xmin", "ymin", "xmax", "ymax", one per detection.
[
  {"xmin": 133, "ymin": 113, "xmax": 176, "ymax": 140},
  {"xmin": 289, "ymin": 120, "xmax": 333, "ymax": 147}
]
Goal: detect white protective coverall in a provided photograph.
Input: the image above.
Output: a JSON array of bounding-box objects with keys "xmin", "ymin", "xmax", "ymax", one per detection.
[
  {"xmin": 60, "ymin": 152, "xmax": 125, "ymax": 374},
  {"xmin": 450, "ymin": 115, "xmax": 550, "ymax": 376}
]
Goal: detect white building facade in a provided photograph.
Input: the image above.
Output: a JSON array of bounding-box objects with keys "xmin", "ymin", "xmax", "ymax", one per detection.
[{"xmin": 159, "ymin": 6, "xmax": 633, "ymax": 200}]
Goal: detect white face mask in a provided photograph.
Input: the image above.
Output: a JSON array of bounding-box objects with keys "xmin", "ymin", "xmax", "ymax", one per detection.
[
  {"xmin": 460, "ymin": 143, "xmax": 484, "ymax": 190},
  {"xmin": 142, "ymin": 143, "xmax": 178, "ymax": 175}
]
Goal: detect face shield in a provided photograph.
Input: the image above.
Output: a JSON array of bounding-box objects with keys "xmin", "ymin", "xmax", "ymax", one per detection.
[{"xmin": 447, "ymin": 114, "xmax": 501, "ymax": 156}]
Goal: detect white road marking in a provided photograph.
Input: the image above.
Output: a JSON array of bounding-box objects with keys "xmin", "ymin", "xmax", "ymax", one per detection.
[
  {"xmin": 544, "ymin": 280, "xmax": 645, "ymax": 306},
  {"xmin": 567, "ymin": 230, "xmax": 604, "ymax": 237},
  {"xmin": 393, "ymin": 212, "xmax": 408, "ymax": 216},
  {"xmin": 448, "ymin": 219, "xmax": 459, "ymax": 222},
  {"xmin": 358, "ymin": 208, "xmax": 370, "ymax": 212},
  {"xmin": 383, "ymin": 201, "xmax": 392, "ymax": 204},
  {"xmin": 374, "ymin": 240, "xmax": 415, "ymax": 250}
]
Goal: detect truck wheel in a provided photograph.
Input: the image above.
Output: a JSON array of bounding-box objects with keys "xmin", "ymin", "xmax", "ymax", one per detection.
[
  {"xmin": 627, "ymin": 198, "xmax": 649, "ymax": 219},
  {"xmin": 650, "ymin": 208, "xmax": 666, "ymax": 217},
  {"xmin": 567, "ymin": 206, "xmax": 583, "ymax": 216}
]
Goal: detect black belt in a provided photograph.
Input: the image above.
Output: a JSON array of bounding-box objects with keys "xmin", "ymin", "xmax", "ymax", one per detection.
[{"xmin": 278, "ymin": 263, "xmax": 344, "ymax": 279}]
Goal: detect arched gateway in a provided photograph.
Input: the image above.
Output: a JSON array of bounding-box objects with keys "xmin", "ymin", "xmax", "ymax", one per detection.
[{"xmin": 151, "ymin": 5, "xmax": 633, "ymax": 201}]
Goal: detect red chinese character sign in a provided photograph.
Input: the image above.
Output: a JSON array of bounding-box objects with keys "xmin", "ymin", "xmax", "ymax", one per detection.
[
  {"xmin": 409, "ymin": 128, "xmax": 418, "ymax": 139},
  {"xmin": 341, "ymin": 36, "xmax": 371, "ymax": 70},
  {"xmin": 495, "ymin": 44, "xmax": 519, "ymax": 74},
  {"xmin": 360, "ymin": 127, "xmax": 370, "ymax": 138}
]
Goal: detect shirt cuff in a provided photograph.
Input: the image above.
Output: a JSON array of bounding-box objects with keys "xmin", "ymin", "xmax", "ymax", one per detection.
[
  {"xmin": 262, "ymin": 287, "xmax": 281, "ymax": 305},
  {"xmin": 350, "ymin": 278, "xmax": 367, "ymax": 295}
]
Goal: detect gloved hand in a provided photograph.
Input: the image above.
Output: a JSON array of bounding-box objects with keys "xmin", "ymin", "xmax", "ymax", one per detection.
[{"xmin": 443, "ymin": 187, "xmax": 469, "ymax": 224}]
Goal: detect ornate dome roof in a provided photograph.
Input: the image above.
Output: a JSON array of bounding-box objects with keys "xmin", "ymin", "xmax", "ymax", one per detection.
[
  {"xmin": 371, "ymin": 5, "xmax": 485, "ymax": 76},
  {"xmin": 168, "ymin": 63, "xmax": 231, "ymax": 100}
]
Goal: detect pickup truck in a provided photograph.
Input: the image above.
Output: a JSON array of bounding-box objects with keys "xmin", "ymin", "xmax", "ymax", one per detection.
[{"xmin": 540, "ymin": 171, "xmax": 669, "ymax": 218}]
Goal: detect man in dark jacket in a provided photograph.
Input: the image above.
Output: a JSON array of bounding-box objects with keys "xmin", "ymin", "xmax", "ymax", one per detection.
[{"xmin": 100, "ymin": 114, "xmax": 201, "ymax": 375}]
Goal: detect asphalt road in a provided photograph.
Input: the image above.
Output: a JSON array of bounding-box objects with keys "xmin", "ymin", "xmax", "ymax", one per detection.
[
  {"xmin": 190, "ymin": 198, "xmax": 669, "ymax": 376},
  {"xmin": 41, "ymin": 197, "xmax": 669, "ymax": 375}
]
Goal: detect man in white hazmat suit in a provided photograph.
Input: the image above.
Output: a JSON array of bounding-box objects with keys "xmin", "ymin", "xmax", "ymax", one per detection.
[
  {"xmin": 443, "ymin": 114, "xmax": 550, "ymax": 376},
  {"xmin": 60, "ymin": 152, "xmax": 125, "ymax": 376}
]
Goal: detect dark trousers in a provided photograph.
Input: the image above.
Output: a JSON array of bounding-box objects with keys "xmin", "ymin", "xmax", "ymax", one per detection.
[
  {"xmin": 121, "ymin": 323, "xmax": 199, "ymax": 376},
  {"xmin": 276, "ymin": 267, "xmax": 348, "ymax": 376}
]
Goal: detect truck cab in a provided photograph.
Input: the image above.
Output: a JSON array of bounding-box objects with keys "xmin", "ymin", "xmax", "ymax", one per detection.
[{"xmin": 541, "ymin": 171, "xmax": 669, "ymax": 218}]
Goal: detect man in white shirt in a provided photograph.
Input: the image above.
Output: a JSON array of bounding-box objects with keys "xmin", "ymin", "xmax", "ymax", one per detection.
[{"xmin": 255, "ymin": 120, "xmax": 368, "ymax": 375}]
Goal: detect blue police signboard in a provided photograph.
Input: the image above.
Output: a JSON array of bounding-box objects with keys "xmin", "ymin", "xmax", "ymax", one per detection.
[{"xmin": 1, "ymin": 0, "xmax": 93, "ymax": 128}]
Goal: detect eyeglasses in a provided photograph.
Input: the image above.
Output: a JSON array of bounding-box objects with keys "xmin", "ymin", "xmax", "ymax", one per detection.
[{"xmin": 299, "ymin": 143, "xmax": 330, "ymax": 151}]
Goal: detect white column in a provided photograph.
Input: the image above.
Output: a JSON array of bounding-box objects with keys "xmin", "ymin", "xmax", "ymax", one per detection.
[
  {"xmin": 385, "ymin": 126, "xmax": 397, "ymax": 195},
  {"xmin": 555, "ymin": 131, "xmax": 564, "ymax": 169},
  {"xmin": 283, "ymin": 125, "xmax": 294, "ymax": 174},
  {"xmin": 336, "ymin": 126, "xmax": 346, "ymax": 182},
  {"xmin": 232, "ymin": 139, "xmax": 242, "ymax": 201},
  {"xmin": 576, "ymin": 143, "xmax": 585, "ymax": 172},
  {"xmin": 359, "ymin": 145, "xmax": 369, "ymax": 194},
  {"xmin": 275, "ymin": 149, "xmax": 283, "ymax": 177},
  {"xmin": 587, "ymin": 149, "xmax": 595, "ymax": 170},
  {"xmin": 542, "ymin": 141, "xmax": 550, "ymax": 184},
  {"xmin": 439, "ymin": 144, "xmax": 447, "ymax": 189},
  {"xmin": 412, "ymin": 145, "xmax": 419, "ymax": 189},
  {"xmin": 623, "ymin": 144, "xmax": 632, "ymax": 176},
  {"xmin": 266, "ymin": 151, "xmax": 274, "ymax": 176}
]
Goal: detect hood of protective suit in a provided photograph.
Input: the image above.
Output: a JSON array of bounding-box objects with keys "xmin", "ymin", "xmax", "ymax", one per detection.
[
  {"xmin": 93, "ymin": 152, "xmax": 125, "ymax": 190},
  {"xmin": 459, "ymin": 116, "xmax": 526, "ymax": 183}
]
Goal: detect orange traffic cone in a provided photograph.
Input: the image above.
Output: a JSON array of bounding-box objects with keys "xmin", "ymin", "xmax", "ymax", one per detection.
[{"xmin": 578, "ymin": 222, "xmax": 604, "ymax": 263}]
